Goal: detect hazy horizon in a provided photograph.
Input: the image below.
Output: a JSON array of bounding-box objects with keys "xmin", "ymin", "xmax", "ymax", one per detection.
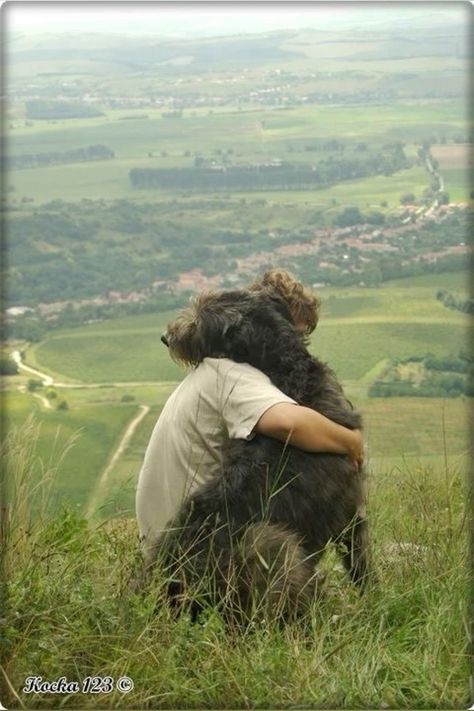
[{"xmin": 3, "ymin": 1, "xmax": 470, "ymax": 41}]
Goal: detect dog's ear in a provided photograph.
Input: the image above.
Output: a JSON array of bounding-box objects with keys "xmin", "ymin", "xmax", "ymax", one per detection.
[
  {"xmin": 219, "ymin": 294, "xmax": 287, "ymax": 365},
  {"xmin": 197, "ymin": 300, "xmax": 243, "ymax": 355},
  {"xmin": 222, "ymin": 312, "xmax": 245, "ymax": 348},
  {"xmin": 222, "ymin": 317, "xmax": 255, "ymax": 361},
  {"xmin": 221, "ymin": 311, "xmax": 244, "ymax": 338},
  {"xmin": 206, "ymin": 303, "xmax": 253, "ymax": 360}
]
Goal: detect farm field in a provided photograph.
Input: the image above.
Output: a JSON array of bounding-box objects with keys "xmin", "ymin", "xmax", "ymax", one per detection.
[
  {"xmin": 7, "ymin": 98, "xmax": 471, "ymax": 207},
  {"xmin": 431, "ymin": 143, "xmax": 473, "ymax": 202},
  {"xmin": 9, "ymin": 161, "xmax": 434, "ymax": 214},
  {"xmin": 8, "ymin": 101, "xmax": 468, "ymax": 153},
  {"xmin": 30, "ymin": 316, "xmax": 468, "ymax": 384},
  {"xmin": 29, "ymin": 275, "xmax": 469, "ymax": 383}
]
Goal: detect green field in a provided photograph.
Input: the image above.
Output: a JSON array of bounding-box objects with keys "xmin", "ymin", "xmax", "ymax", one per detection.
[
  {"xmin": 30, "ymin": 279, "xmax": 468, "ymax": 383},
  {"xmin": 31, "ymin": 316, "xmax": 467, "ymax": 384},
  {"xmin": 31, "ymin": 329, "xmax": 182, "ymax": 384},
  {"xmin": 441, "ymin": 168, "xmax": 472, "ymax": 202}
]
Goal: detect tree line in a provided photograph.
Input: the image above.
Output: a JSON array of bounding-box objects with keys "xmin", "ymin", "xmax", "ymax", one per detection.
[
  {"xmin": 25, "ymin": 100, "xmax": 103, "ymax": 120},
  {"xmin": 7, "ymin": 145, "xmax": 115, "ymax": 170},
  {"xmin": 436, "ymin": 288, "xmax": 474, "ymax": 315},
  {"xmin": 369, "ymin": 352, "xmax": 473, "ymax": 398},
  {"xmin": 129, "ymin": 150, "xmax": 409, "ymax": 191}
]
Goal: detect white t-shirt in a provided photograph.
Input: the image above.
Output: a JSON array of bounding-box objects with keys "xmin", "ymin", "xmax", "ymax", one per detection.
[{"xmin": 136, "ymin": 357, "xmax": 296, "ymax": 551}]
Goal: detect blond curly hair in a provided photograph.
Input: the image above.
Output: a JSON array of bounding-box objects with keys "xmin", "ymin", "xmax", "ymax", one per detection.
[{"xmin": 248, "ymin": 269, "xmax": 320, "ymax": 335}]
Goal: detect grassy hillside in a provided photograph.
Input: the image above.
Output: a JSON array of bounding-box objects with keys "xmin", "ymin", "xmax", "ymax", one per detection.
[{"xmin": 2, "ymin": 418, "xmax": 469, "ymax": 708}]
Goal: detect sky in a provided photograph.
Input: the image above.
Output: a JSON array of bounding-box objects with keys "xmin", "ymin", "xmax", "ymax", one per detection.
[{"xmin": 3, "ymin": 1, "xmax": 470, "ymax": 39}]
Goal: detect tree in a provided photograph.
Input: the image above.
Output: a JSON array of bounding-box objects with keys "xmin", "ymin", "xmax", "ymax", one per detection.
[
  {"xmin": 362, "ymin": 264, "xmax": 383, "ymax": 287},
  {"xmin": 365, "ymin": 211, "xmax": 385, "ymax": 226},
  {"xmin": 0, "ymin": 355, "xmax": 18, "ymax": 375},
  {"xmin": 121, "ymin": 393, "xmax": 135, "ymax": 402},
  {"xmin": 333, "ymin": 206, "xmax": 363, "ymax": 227},
  {"xmin": 400, "ymin": 192, "xmax": 415, "ymax": 205}
]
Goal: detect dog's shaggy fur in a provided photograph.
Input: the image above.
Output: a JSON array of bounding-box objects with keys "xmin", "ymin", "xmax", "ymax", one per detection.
[{"xmin": 154, "ymin": 289, "xmax": 369, "ymax": 622}]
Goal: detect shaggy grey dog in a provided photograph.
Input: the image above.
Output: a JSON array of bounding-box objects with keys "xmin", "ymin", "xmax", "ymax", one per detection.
[{"xmin": 155, "ymin": 289, "xmax": 369, "ymax": 623}]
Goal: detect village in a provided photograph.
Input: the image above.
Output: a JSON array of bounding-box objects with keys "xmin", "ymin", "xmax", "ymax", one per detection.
[{"xmin": 5, "ymin": 200, "xmax": 468, "ymax": 326}]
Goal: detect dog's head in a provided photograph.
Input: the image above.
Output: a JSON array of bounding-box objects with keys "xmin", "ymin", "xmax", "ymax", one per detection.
[{"xmin": 163, "ymin": 289, "xmax": 305, "ymax": 370}]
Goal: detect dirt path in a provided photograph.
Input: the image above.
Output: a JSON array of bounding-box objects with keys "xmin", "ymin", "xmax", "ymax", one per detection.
[
  {"xmin": 11, "ymin": 350, "xmax": 54, "ymax": 386},
  {"xmin": 85, "ymin": 404, "xmax": 150, "ymax": 519},
  {"xmin": 32, "ymin": 392, "xmax": 53, "ymax": 410}
]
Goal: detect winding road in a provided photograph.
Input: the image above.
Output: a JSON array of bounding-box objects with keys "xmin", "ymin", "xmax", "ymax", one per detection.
[{"xmin": 11, "ymin": 350, "xmax": 54, "ymax": 386}]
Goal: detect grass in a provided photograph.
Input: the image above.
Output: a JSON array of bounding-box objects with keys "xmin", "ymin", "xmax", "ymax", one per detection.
[
  {"xmin": 31, "ymin": 331, "xmax": 184, "ymax": 383},
  {"xmin": 1, "ymin": 419, "xmax": 470, "ymax": 708},
  {"xmin": 441, "ymin": 168, "xmax": 472, "ymax": 202},
  {"xmin": 312, "ymin": 321, "xmax": 467, "ymax": 381},
  {"xmin": 382, "ymin": 270, "xmax": 469, "ymax": 289},
  {"xmin": 361, "ymin": 396, "xmax": 471, "ymax": 472},
  {"xmin": 3, "ymin": 392, "xmax": 138, "ymax": 513},
  {"xmin": 315, "ymin": 165, "xmax": 430, "ymax": 209},
  {"xmin": 320, "ymin": 281, "xmax": 468, "ymax": 318},
  {"xmin": 91, "ymin": 402, "xmax": 170, "ymax": 520}
]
